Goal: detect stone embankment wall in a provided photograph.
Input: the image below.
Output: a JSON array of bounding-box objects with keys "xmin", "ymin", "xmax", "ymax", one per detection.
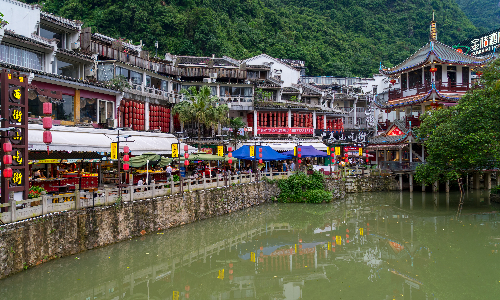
[
  {"xmin": 0, "ymin": 181, "xmax": 279, "ymax": 280},
  {"xmin": 327, "ymin": 175, "xmax": 399, "ymax": 198}
]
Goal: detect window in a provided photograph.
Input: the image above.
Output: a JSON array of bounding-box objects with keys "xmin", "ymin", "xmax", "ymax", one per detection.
[
  {"xmin": 40, "ymin": 27, "xmax": 64, "ymax": 49},
  {"xmin": 436, "ymin": 65, "xmax": 442, "ymax": 82},
  {"xmin": 0, "ymin": 44, "xmax": 43, "ymax": 70},
  {"xmin": 80, "ymin": 98, "xmax": 97, "ymax": 122},
  {"xmin": 408, "ymin": 69, "xmax": 422, "ymax": 88},
  {"xmin": 462, "ymin": 67, "xmax": 469, "ymax": 86},
  {"xmin": 161, "ymin": 80, "xmax": 168, "ymax": 91},
  {"xmin": 56, "ymin": 58, "xmax": 79, "ymax": 79},
  {"xmin": 98, "ymin": 64, "xmax": 114, "ymax": 81},
  {"xmin": 401, "ymin": 73, "xmax": 408, "ymax": 90},
  {"xmin": 98, "ymin": 100, "xmax": 115, "ymax": 123},
  {"xmin": 130, "ymin": 70, "xmax": 143, "ymax": 85},
  {"xmin": 28, "ymin": 94, "xmax": 74, "ymax": 121},
  {"xmin": 146, "ymin": 75, "xmax": 152, "ymax": 87}
]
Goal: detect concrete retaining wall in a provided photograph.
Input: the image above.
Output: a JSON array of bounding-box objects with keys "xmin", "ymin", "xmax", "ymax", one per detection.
[
  {"xmin": 0, "ymin": 181, "xmax": 279, "ymax": 280},
  {"xmin": 326, "ymin": 175, "xmax": 399, "ymax": 197}
]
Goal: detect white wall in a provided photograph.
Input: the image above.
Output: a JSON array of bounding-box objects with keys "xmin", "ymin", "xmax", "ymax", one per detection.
[
  {"xmin": 245, "ymin": 55, "xmax": 300, "ymax": 87},
  {"xmin": 1, "ymin": 0, "xmax": 40, "ymax": 38}
]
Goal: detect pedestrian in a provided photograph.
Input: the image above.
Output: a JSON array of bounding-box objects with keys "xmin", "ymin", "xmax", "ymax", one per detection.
[
  {"xmin": 290, "ymin": 161, "xmax": 295, "ymax": 171},
  {"xmin": 166, "ymin": 164, "xmax": 172, "ymax": 181}
]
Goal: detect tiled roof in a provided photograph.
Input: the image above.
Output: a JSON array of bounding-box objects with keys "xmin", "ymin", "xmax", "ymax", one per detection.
[
  {"xmin": 40, "ymin": 12, "xmax": 81, "ymax": 30},
  {"xmin": 380, "ymin": 41, "xmax": 494, "ymax": 75},
  {"xmin": 283, "ymin": 87, "xmax": 300, "ymax": 93},
  {"xmin": 369, "ymin": 120, "xmax": 410, "ymax": 144},
  {"xmin": 57, "ymin": 48, "xmax": 93, "ymax": 61},
  {"xmin": 3, "ymin": 30, "xmax": 53, "ymax": 50}
]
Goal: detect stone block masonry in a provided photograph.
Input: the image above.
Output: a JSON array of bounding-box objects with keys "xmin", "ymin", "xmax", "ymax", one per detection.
[
  {"xmin": 0, "ymin": 181, "xmax": 280, "ymax": 280},
  {"xmin": 326, "ymin": 175, "xmax": 399, "ymax": 196}
]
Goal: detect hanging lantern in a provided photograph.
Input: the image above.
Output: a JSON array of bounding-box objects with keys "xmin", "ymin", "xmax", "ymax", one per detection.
[
  {"xmin": 430, "ymin": 68, "xmax": 437, "ymax": 73},
  {"xmin": 3, "ymin": 168, "xmax": 13, "ymax": 178},
  {"xmin": 259, "ymin": 159, "xmax": 263, "ymax": 164},
  {"xmin": 366, "ymin": 159, "xmax": 370, "ymax": 163},
  {"xmin": 185, "ymin": 286, "xmax": 190, "ymax": 292},
  {"xmin": 124, "ymin": 146, "xmax": 130, "ymax": 153},
  {"xmin": 298, "ymin": 153, "xmax": 302, "ymax": 158},
  {"xmin": 184, "ymin": 160, "xmax": 189, "ymax": 166},
  {"xmin": 297, "ymin": 147, "xmax": 301, "ymax": 152},
  {"xmin": 259, "ymin": 153, "xmax": 262, "ymax": 158},
  {"xmin": 43, "ymin": 131, "xmax": 52, "ymax": 144},
  {"xmin": 43, "ymin": 102, "xmax": 52, "ymax": 115},
  {"xmin": 3, "ymin": 155, "xmax": 12, "ymax": 165},
  {"xmin": 330, "ymin": 153, "xmax": 334, "ymax": 158},
  {"xmin": 228, "ymin": 147, "xmax": 232, "ymax": 152},
  {"xmin": 259, "ymin": 147, "xmax": 262, "ymax": 152},
  {"xmin": 184, "ymin": 153, "xmax": 189, "ymax": 159},
  {"xmin": 389, "ymin": 79, "xmax": 396, "ymax": 85},
  {"xmin": 3, "ymin": 143, "xmax": 12, "ymax": 152},
  {"xmin": 123, "ymin": 155, "xmax": 129, "ymax": 162},
  {"xmin": 344, "ymin": 152, "xmax": 348, "ymax": 157},
  {"xmin": 228, "ymin": 153, "xmax": 232, "ymax": 158},
  {"xmin": 228, "ymin": 159, "xmax": 232, "ymax": 164},
  {"xmin": 184, "ymin": 144, "xmax": 189, "ymax": 152},
  {"xmin": 298, "ymin": 159, "xmax": 302, "ymax": 164},
  {"xmin": 123, "ymin": 163, "xmax": 130, "ymax": 171},
  {"xmin": 345, "ymin": 158, "xmax": 348, "ymax": 163}
]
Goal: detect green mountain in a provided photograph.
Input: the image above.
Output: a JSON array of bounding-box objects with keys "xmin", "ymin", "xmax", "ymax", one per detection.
[
  {"xmin": 455, "ymin": 0, "xmax": 500, "ymax": 32},
  {"xmin": 25, "ymin": 0, "xmax": 479, "ymax": 77}
]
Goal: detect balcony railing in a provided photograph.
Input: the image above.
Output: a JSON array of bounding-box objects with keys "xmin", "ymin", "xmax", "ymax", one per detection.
[
  {"xmin": 380, "ymin": 161, "xmax": 422, "ymax": 172},
  {"xmin": 388, "ymin": 81, "xmax": 471, "ymax": 101}
]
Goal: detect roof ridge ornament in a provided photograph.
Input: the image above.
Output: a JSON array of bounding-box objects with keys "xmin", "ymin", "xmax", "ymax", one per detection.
[{"xmin": 430, "ymin": 12, "xmax": 437, "ymax": 41}]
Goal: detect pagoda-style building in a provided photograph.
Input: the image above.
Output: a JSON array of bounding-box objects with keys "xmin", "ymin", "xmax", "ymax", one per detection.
[
  {"xmin": 368, "ymin": 17, "xmax": 495, "ymax": 191},
  {"xmin": 375, "ymin": 17, "xmax": 494, "ymax": 118}
]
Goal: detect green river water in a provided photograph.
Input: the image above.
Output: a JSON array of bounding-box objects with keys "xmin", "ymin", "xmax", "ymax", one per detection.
[{"xmin": 1, "ymin": 191, "xmax": 500, "ymax": 300}]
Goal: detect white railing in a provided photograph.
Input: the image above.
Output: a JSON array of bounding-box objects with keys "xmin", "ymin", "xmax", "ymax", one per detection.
[{"xmin": 0, "ymin": 172, "xmax": 290, "ymax": 224}]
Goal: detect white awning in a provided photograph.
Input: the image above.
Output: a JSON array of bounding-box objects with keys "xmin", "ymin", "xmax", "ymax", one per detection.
[{"xmin": 28, "ymin": 124, "xmax": 196, "ymax": 155}]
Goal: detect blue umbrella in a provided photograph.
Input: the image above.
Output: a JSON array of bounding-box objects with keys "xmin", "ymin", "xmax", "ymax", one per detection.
[
  {"xmin": 233, "ymin": 145, "xmax": 292, "ymax": 161},
  {"xmin": 282, "ymin": 145, "xmax": 328, "ymax": 158}
]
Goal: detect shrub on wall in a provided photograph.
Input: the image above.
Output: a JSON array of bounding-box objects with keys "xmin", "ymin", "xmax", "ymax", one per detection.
[{"xmin": 276, "ymin": 171, "xmax": 332, "ymax": 203}]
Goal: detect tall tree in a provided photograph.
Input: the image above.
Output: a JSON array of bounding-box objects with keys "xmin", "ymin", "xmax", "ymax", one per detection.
[
  {"xmin": 173, "ymin": 86, "xmax": 228, "ymax": 151},
  {"xmin": 228, "ymin": 117, "xmax": 248, "ymax": 150},
  {"xmin": 414, "ymin": 59, "xmax": 500, "ymax": 184}
]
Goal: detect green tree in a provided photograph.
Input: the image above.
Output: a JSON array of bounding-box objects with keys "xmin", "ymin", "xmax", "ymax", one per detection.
[
  {"xmin": 0, "ymin": 11, "xmax": 8, "ymax": 25},
  {"xmin": 414, "ymin": 59, "xmax": 500, "ymax": 184},
  {"xmin": 228, "ymin": 117, "xmax": 248, "ymax": 150},
  {"xmin": 174, "ymin": 86, "xmax": 228, "ymax": 151}
]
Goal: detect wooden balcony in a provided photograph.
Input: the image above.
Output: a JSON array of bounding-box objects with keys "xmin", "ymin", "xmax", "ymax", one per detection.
[{"xmin": 388, "ymin": 81, "xmax": 471, "ymax": 102}]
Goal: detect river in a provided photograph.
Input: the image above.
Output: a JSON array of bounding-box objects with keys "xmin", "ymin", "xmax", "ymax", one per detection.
[{"xmin": 1, "ymin": 190, "xmax": 499, "ymax": 299}]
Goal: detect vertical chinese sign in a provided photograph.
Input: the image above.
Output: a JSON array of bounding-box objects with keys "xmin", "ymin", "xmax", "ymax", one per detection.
[{"xmin": 1, "ymin": 70, "xmax": 29, "ymax": 202}]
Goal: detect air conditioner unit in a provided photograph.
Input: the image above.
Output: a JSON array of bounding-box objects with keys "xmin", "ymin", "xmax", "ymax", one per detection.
[
  {"xmin": 71, "ymin": 41, "xmax": 80, "ymax": 50},
  {"xmin": 210, "ymin": 73, "xmax": 218, "ymax": 79},
  {"xmin": 203, "ymin": 78, "xmax": 211, "ymax": 83}
]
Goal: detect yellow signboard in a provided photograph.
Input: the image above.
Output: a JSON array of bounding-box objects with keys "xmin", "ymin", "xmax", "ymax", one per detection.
[
  {"xmin": 250, "ymin": 252, "xmax": 256, "ymax": 262},
  {"xmin": 359, "ymin": 148, "xmax": 363, "ymax": 156},
  {"xmin": 336, "ymin": 235, "xmax": 342, "ymax": 245},
  {"xmin": 327, "ymin": 241, "xmax": 331, "ymax": 251},
  {"xmin": 335, "ymin": 147, "xmax": 341, "ymax": 156},
  {"xmin": 219, "ymin": 269, "xmax": 225, "ymax": 279},
  {"xmin": 360, "ymin": 228, "xmax": 364, "ymax": 236},
  {"xmin": 327, "ymin": 147, "xmax": 331, "ymax": 156},
  {"xmin": 111, "ymin": 142, "xmax": 117, "ymax": 160},
  {"xmin": 172, "ymin": 143, "xmax": 179, "ymax": 158},
  {"xmin": 249, "ymin": 146, "xmax": 255, "ymax": 157},
  {"xmin": 217, "ymin": 145, "xmax": 224, "ymax": 157},
  {"xmin": 173, "ymin": 291, "xmax": 179, "ymax": 300},
  {"xmin": 36, "ymin": 159, "xmax": 60, "ymax": 164}
]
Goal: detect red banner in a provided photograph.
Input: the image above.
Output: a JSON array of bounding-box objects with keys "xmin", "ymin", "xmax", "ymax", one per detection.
[{"xmin": 257, "ymin": 127, "xmax": 313, "ymax": 135}]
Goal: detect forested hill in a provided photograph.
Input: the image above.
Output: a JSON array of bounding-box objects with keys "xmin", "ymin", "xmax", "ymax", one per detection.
[
  {"xmin": 455, "ymin": 0, "xmax": 500, "ymax": 32},
  {"xmin": 26, "ymin": 0, "xmax": 480, "ymax": 77}
]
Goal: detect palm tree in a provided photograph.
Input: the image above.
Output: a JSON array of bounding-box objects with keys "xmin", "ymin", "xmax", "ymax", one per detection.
[
  {"xmin": 173, "ymin": 86, "xmax": 229, "ymax": 151},
  {"xmin": 228, "ymin": 117, "xmax": 248, "ymax": 150}
]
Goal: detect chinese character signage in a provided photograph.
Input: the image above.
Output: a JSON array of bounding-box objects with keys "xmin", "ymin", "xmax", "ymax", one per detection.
[
  {"xmin": 315, "ymin": 129, "xmax": 373, "ymax": 145},
  {"xmin": 454, "ymin": 27, "xmax": 500, "ymax": 56},
  {"xmin": 171, "ymin": 143, "xmax": 179, "ymax": 158},
  {"xmin": 1, "ymin": 69, "xmax": 62, "ymax": 203},
  {"xmin": 217, "ymin": 145, "xmax": 224, "ymax": 157},
  {"xmin": 249, "ymin": 146, "xmax": 255, "ymax": 157},
  {"xmin": 110, "ymin": 142, "xmax": 118, "ymax": 160},
  {"xmin": 257, "ymin": 127, "xmax": 314, "ymax": 135}
]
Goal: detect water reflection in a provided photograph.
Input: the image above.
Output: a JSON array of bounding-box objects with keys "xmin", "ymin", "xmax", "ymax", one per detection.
[{"xmin": 1, "ymin": 191, "xmax": 499, "ymax": 299}]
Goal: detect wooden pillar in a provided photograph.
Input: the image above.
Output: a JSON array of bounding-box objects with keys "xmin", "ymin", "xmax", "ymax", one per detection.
[
  {"xmin": 432, "ymin": 180, "xmax": 438, "ymax": 192},
  {"xmin": 399, "ymin": 174, "xmax": 403, "ymax": 191},
  {"xmin": 422, "ymin": 181, "xmax": 425, "ymax": 192},
  {"xmin": 74, "ymin": 89, "xmax": 81, "ymax": 122},
  {"xmin": 409, "ymin": 142, "xmax": 413, "ymax": 163},
  {"xmin": 485, "ymin": 172, "xmax": 492, "ymax": 190},
  {"xmin": 445, "ymin": 180, "xmax": 450, "ymax": 193},
  {"xmin": 409, "ymin": 174, "xmax": 413, "ymax": 192},
  {"xmin": 473, "ymin": 173, "xmax": 481, "ymax": 189}
]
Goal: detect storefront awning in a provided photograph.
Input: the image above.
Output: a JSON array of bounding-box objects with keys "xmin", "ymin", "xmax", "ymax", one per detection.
[
  {"xmin": 242, "ymin": 141, "xmax": 328, "ymax": 152},
  {"xmin": 28, "ymin": 124, "xmax": 196, "ymax": 155}
]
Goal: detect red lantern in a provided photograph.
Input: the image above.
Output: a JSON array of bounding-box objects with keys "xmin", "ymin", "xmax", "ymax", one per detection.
[
  {"xmin": 43, "ymin": 131, "xmax": 52, "ymax": 144},
  {"xmin": 228, "ymin": 147, "xmax": 232, "ymax": 152},
  {"xmin": 3, "ymin": 168, "xmax": 13, "ymax": 178},
  {"xmin": 298, "ymin": 153, "xmax": 302, "ymax": 158},
  {"xmin": 3, "ymin": 143, "xmax": 12, "ymax": 152},
  {"xmin": 124, "ymin": 146, "xmax": 130, "ymax": 153},
  {"xmin": 259, "ymin": 147, "xmax": 262, "ymax": 153},
  {"xmin": 389, "ymin": 79, "xmax": 396, "ymax": 85},
  {"xmin": 430, "ymin": 68, "xmax": 437, "ymax": 73},
  {"xmin": 228, "ymin": 159, "xmax": 232, "ymax": 164},
  {"xmin": 258, "ymin": 159, "xmax": 263, "ymax": 164},
  {"xmin": 3, "ymin": 155, "xmax": 12, "ymax": 165},
  {"xmin": 43, "ymin": 117, "xmax": 52, "ymax": 129},
  {"xmin": 344, "ymin": 152, "xmax": 348, "ymax": 157},
  {"xmin": 456, "ymin": 48, "xmax": 463, "ymax": 54},
  {"xmin": 298, "ymin": 159, "xmax": 302, "ymax": 164},
  {"xmin": 366, "ymin": 159, "xmax": 369, "ymax": 163},
  {"xmin": 123, "ymin": 163, "xmax": 130, "ymax": 170},
  {"xmin": 259, "ymin": 153, "xmax": 262, "ymax": 158},
  {"xmin": 297, "ymin": 147, "xmax": 301, "ymax": 152},
  {"xmin": 184, "ymin": 145, "xmax": 189, "ymax": 152},
  {"xmin": 123, "ymin": 155, "xmax": 129, "ymax": 162},
  {"xmin": 184, "ymin": 160, "xmax": 189, "ymax": 166},
  {"xmin": 228, "ymin": 153, "xmax": 232, "ymax": 158},
  {"xmin": 184, "ymin": 153, "xmax": 189, "ymax": 159},
  {"xmin": 476, "ymin": 71, "xmax": 483, "ymax": 76},
  {"xmin": 330, "ymin": 153, "xmax": 334, "ymax": 158},
  {"xmin": 185, "ymin": 286, "xmax": 190, "ymax": 292},
  {"xmin": 43, "ymin": 102, "xmax": 52, "ymax": 115}
]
